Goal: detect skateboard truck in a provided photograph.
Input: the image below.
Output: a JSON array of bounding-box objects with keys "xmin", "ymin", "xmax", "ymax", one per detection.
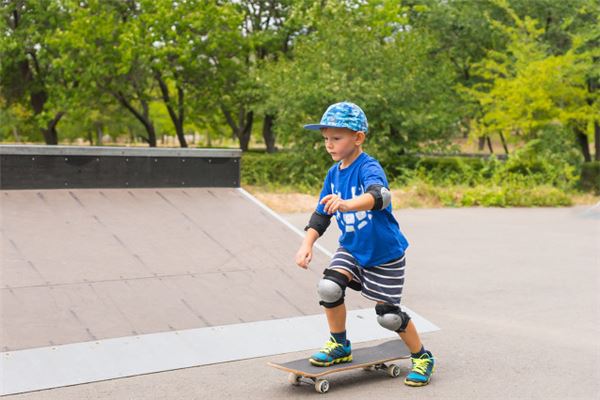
[{"xmin": 288, "ymin": 362, "xmax": 401, "ymax": 393}]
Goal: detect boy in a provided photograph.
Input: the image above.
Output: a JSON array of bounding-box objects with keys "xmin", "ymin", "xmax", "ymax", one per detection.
[{"xmin": 294, "ymin": 101, "xmax": 435, "ymax": 387}]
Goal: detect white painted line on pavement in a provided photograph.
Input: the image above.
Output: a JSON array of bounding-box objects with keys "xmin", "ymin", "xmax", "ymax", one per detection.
[{"xmin": 237, "ymin": 187, "xmax": 333, "ymax": 257}]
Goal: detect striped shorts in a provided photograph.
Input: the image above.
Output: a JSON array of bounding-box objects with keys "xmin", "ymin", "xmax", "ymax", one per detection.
[{"xmin": 326, "ymin": 247, "xmax": 406, "ymax": 305}]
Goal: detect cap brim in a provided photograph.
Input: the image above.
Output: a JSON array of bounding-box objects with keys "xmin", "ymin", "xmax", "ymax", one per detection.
[{"xmin": 303, "ymin": 124, "xmax": 340, "ymax": 130}]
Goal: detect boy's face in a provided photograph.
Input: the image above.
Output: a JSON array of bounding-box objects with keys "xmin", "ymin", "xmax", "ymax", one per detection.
[{"xmin": 321, "ymin": 127, "xmax": 365, "ymax": 162}]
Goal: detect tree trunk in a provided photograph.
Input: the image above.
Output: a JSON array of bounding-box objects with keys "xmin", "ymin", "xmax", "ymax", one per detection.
[
  {"xmin": 221, "ymin": 105, "xmax": 254, "ymax": 151},
  {"xmin": 594, "ymin": 121, "xmax": 599, "ymax": 161},
  {"xmin": 575, "ymin": 127, "xmax": 591, "ymax": 162},
  {"xmin": 586, "ymin": 74, "xmax": 599, "ymax": 161},
  {"xmin": 155, "ymin": 71, "xmax": 187, "ymax": 147},
  {"xmin": 128, "ymin": 127, "xmax": 135, "ymax": 144},
  {"xmin": 389, "ymin": 125, "xmax": 407, "ymax": 154},
  {"xmin": 32, "ymin": 85, "xmax": 60, "ymax": 145},
  {"xmin": 145, "ymin": 123, "xmax": 157, "ymax": 147},
  {"xmin": 40, "ymin": 127, "xmax": 57, "ymax": 145},
  {"xmin": 12, "ymin": 127, "xmax": 20, "ymax": 143},
  {"xmin": 174, "ymin": 120, "xmax": 187, "ymax": 148},
  {"xmin": 40, "ymin": 111, "xmax": 64, "ymax": 145},
  {"xmin": 499, "ymin": 132, "xmax": 509, "ymax": 154},
  {"xmin": 114, "ymin": 91, "xmax": 156, "ymax": 147},
  {"xmin": 96, "ymin": 124, "xmax": 103, "ymax": 146},
  {"xmin": 262, "ymin": 113, "xmax": 276, "ymax": 153},
  {"xmin": 478, "ymin": 136, "xmax": 486, "ymax": 151},
  {"xmin": 486, "ymin": 136, "xmax": 494, "ymax": 153},
  {"xmin": 240, "ymin": 111, "xmax": 254, "ymax": 151},
  {"xmin": 462, "ymin": 117, "xmax": 470, "ymax": 139}
]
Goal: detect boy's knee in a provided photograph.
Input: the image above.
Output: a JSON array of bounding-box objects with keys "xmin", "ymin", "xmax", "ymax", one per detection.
[
  {"xmin": 375, "ymin": 303, "xmax": 411, "ymax": 333},
  {"xmin": 317, "ymin": 269, "xmax": 350, "ymax": 308}
]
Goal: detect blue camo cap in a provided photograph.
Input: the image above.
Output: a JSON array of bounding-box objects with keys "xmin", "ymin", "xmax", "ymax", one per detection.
[{"xmin": 304, "ymin": 101, "xmax": 368, "ymax": 133}]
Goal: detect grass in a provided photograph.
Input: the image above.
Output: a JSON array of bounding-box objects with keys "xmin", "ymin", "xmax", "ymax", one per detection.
[{"xmin": 242, "ymin": 181, "xmax": 599, "ymax": 213}]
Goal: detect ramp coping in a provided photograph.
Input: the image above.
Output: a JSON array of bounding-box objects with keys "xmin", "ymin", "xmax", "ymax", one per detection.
[{"xmin": 0, "ymin": 144, "xmax": 241, "ymax": 158}]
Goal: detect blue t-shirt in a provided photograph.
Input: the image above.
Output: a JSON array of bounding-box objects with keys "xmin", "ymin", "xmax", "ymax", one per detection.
[{"xmin": 316, "ymin": 152, "xmax": 409, "ymax": 267}]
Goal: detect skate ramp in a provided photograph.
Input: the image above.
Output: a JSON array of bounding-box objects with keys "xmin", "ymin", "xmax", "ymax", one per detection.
[{"xmin": 0, "ymin": 146, "xmax": 438, "ymax": 395}]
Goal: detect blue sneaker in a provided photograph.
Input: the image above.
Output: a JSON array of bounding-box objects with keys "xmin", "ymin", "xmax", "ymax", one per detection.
[
  {"xmin": 404, "ymin": 350, "xmax": 435, "ymax": 386},
  {"xmin": 309, "ymin": 336, "xmax": 352, "ymax": 367}
]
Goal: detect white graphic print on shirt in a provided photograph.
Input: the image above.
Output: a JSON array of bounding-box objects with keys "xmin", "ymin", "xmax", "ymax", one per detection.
[{"xmin": 331, "ymin": 183, "xmax": 373, "ymax": 233}]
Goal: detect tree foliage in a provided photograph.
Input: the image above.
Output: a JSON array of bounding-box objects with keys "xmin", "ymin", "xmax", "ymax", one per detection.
[{"xmin": 0, "ymin": 0, "xmax": 598, "ymax": 165}]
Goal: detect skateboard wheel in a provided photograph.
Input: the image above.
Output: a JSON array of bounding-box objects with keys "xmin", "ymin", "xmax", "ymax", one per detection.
[
  {"xmin": 287, "ymin": 373, "xmax": 301, "ymax": 386},
  {"xmin": 387, "ymin": 364, "xmax": 401, "ymax": 378},
  {"xmin": 315, "ymin": 378, "xmax": 329, "ymax": 393}
]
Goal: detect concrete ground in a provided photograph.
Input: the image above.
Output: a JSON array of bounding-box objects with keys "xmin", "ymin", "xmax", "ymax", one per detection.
[{"xmin": 6, "ymin": 205, "xmax": 599, "ymax": 400}]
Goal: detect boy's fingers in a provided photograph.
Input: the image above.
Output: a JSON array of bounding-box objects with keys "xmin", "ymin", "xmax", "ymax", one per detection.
[
  {"xmin": 329, "ymin": 198, "xmax": 340, "ymax": 212},
  {"xmin": 322, "ymin": 194, "xmax": 339, "ymax": 209},
  {"xmin": 301, "ymin": 256, "xmax": 309, "ymax": 268},
  {"xmin": 325, "ymin": 196, "xmax": 337, "ymax": 212},
  {"xmin": 320, "ymin": 194, "xmax": 333, "ymax": 204}
]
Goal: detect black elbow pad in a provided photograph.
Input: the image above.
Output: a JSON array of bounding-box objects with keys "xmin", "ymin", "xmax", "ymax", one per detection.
[
  {"xmin": 366, "ymin": 184, "xmax": 391, "ymax": 210},
  {"xmin": 305, "ymin": 211, "xmax": 332, "ymax": 236}
]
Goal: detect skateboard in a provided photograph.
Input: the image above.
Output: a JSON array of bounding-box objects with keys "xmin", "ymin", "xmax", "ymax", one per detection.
[{"xmin": 268, "ymin": 339, "xmax": 411, "ymax": 393}]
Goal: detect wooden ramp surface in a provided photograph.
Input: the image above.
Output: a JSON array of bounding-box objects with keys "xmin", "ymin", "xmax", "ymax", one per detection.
[{"xmin": 1, "ymin": 188, "xmax": 375, "ymax": 351}]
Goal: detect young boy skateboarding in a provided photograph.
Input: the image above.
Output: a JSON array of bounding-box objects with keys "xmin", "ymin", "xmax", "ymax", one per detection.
[{"xmin": 295, "ymin": 101, "xmax": 435, "ymax": 387}]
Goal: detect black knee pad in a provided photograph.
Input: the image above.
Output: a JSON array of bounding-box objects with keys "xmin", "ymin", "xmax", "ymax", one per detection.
[
  {"xmin": 375, "ymin": 304, "xmax": 411, "ymax": 332},
  {"xmin": 317, "ymin": 269, "xmax": 349, "ymax": 308}
]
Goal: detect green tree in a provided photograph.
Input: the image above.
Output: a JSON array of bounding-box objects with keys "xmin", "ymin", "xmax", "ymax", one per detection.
[
  {"xmin": 0, "ymin": 0, "xmax": 71, "ymax": 144},
  {"xmin": 217, "ymin": 0, "xmax": 302, "ymax": 152},
  {"xmin": 260, "ymin": 0, "xmax": 460, "ymax": 154},
  {"xmin": 54, "ymin": 0, "xmax": 161, "ymax": 146},
  {"xmin": 464, "ymin": 0, "xmax": 599, "ymax": 161},
  {"xmin": 139, "ymin": 0, "xmax": 243, "ymax": 147}
]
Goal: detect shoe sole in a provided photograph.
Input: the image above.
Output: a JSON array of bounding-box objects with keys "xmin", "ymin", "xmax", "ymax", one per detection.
[
  {"xmin": 309, "ymin": 354, "xmax": 353, "ymax": 367},
  {"xmin": 404, "ymin": 365, "xmax": 435, "ymax": 387},
  {"xmin": 404, "ymin": 379, "xmax": 430, "ymax": 387}
]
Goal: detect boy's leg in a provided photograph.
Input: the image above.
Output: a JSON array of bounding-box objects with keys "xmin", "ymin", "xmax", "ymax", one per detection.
[
  {"xmin": 375, "ymin": 301, "xmax": 422, "ymax": 352},
  {"xmin": 309, "ymin": 268, "xmax": 354, "ymax": 366},
  {"xmin": 396, "ymin": 319, "xmax": 422, "ymax": 353},
  {"xmin": 375, "ymin": 302, "xmax": 435, "ymax": 386},
  {"xmin": 323, "ymin": 268, "xmax": 353, "ymax": 332}
]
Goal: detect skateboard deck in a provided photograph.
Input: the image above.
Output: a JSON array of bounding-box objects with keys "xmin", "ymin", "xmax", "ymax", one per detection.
[{"xmin": 268, "ymin": 339, "xmax": 411, "ymax": 393}]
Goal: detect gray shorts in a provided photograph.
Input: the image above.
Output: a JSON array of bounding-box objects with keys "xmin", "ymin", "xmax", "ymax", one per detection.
[{"xmin": 326, "ymin": 247, "xmax": 406, "ymax": 305}]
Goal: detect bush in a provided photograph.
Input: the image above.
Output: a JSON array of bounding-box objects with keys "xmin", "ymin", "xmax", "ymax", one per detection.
[
  {"xmin": 462, "ymin": 184, "xmax": 572, "ymax": 207},
  {"xmin": 408, "ymin": 181, "xmax": 572, "ymax": 207},
  {"xmin": 241, "ymin": 149, "xmax": 331, "ymax": 192},
  {"xmin": 240, "ymin": 144, "xmax": 581, "ymax": 207},
  {"xmin": 414, "ymin": 156, "xmax": 488, "ymax": 186}
]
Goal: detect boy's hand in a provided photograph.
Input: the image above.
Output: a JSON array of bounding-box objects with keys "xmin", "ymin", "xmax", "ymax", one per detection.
[
  {"xmin": 320, "ymin": 194, "xmax": 350, "ymax": 214},
  {"xmin": 295, "ymin": 244, "xmax": 313, "ymax": 269}
]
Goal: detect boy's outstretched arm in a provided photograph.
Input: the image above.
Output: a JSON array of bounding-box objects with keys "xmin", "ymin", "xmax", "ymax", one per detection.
[
  {"xmin": 295, "ymin": 228, "xmax": 320, "ymax": 269},
  {"xmin": 295, "ymin": 210, "xmax": 333, "ymax": 269}
]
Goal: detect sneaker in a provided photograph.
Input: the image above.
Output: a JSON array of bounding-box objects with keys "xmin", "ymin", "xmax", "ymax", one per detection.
[
  {"xmin": 404, "ymin": 351, "xmax": 435, "ymax": 386},
  {"xmin": 309, "ymin": 336, "xmax": 352, "ymax": 367}
]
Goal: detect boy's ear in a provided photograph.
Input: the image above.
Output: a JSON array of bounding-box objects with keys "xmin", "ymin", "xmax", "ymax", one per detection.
[{"xmin": 354, "ymin": 131, "xmax": 366, "ymax": 145}]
